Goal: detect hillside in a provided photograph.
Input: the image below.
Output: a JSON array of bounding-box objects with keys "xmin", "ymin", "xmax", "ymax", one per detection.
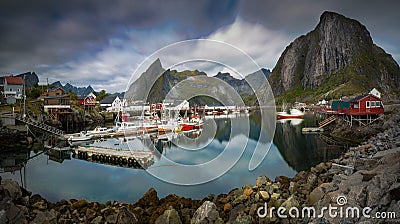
[
  {"xmin": 268, "ymin": 11, "xmax": 400, "ymax": 102},
  {"xmin": 125, "ymin": 59, "xmax": 270, "ymax": 105}
]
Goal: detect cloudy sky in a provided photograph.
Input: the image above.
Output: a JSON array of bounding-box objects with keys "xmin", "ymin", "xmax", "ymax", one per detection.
[{"xmin": 1, "ymin": 0, "xmax": 399, "ymax": 93}]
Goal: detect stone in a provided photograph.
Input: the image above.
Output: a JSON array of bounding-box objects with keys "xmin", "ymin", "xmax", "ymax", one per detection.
[
  {"xmin": 223, "ymin": 203, "xmax": 231, "ymax": 212},
  {"xmin": 233, "ymin": 194, "xmax": 247, "ymax": 205},
  {"xmin": 373, "ymin": 147, "xmax": 400, "ymax": 158},
  {"xmin": 85, "ymin": 208, "xmax": 97, "ymax": 221},
  {"xmin": 32, "ymin": 211, "xmax": 57, "ymax": 224},
  {"xmin": 155, "ymin": 207, "xmax": 182, "ymax": 224},
  {"xmin": 270, "ymin": 193, "xmax": 280, "ymax": 202},
  {"xmin": 1, "ymin": 179, "xmax": 22, "ymax": 201},
  {"xmin": 117, "ymin": 206, "xmax": 138, "ymax": 224},
  {"xmin": 354, "ymin": 158, "xmax": 378, "ymax": 171},
  {"xmin": 258, "ymin": 191, "xmax": 270, "ymax": 201},
  {"xmin": 91, "ymin": 216, "xmax": 103, "ymax": 224},
  {"xmin": 32, "ymin": 200, "xmax": 47, "ymax": 210},
  {"xmin": 135, "ymin": 188, "xmax": 159, "ymax": 207},
  {"xmin": 233, "ymin": 215, "xmax": 254, "ymax": 224},
  {"xmin": 280, "ymin": 196, "xmax": 300, "ymax": 213},
  {"xmin": 243, "ymin": 188, "xmax": 253, "ymax": 197},
  {"xmin": 288, "ymin": 182, "xmax": 299, "ymax": 194},
  {"xmin": 191, "ymin": 201, "xmax": 220, "ymax": 224},
  {"xmin": 319, "ymin": 183, "xmax": 338, "ymax": 193},
  {"xmin": 228, "ymin": 204, "xmax": 245, "ymax": 223},
  {"xmin": 256, "ymin": 176, "xmax": 269, "ymax": 187},
  {"xmin": 5, "ymin": 203, "xmax": 27, "ymax": 224},
  {"xmin": 71, "ymin": 200, "xmax": 88, "ymax": 210},
  {"xmin": 309, "ymin": 187, "xmax": 324, "ymax": 205},
  {"xmin": 106, "ymin": 213, "xmax": 118, "ymax": 224}
]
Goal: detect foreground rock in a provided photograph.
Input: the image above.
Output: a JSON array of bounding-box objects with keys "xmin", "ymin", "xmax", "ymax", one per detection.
[{"xmin": 1, "ymin": 111, "xmax": 399, "ymax": 223}]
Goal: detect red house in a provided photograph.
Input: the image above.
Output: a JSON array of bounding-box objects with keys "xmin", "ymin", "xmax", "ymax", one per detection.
[
  {"xmin": 78, "ymin": 95, "xmax": 96, "ymax": 106},
  {"xmin": 346, "ymin": 94, "xmax": 384, "ymax": 115}
]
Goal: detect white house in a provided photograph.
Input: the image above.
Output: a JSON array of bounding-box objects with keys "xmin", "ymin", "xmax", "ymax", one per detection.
[
  {"xmin": 100, "ymin": 94, "xmax": 127, "ymax": 112},
  {"xmin": 3, "ymin": 76, "xmax": 23, "ymax": 104},
  {"xmin": 369, "ymin": 88, "xmax": 381, "ymax": 99}
]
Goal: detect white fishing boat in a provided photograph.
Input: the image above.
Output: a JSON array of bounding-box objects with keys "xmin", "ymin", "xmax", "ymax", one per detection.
[
  {"xmin": 277, "ymin": 108, "xmax": 304, "ymax": 119},
  {"xmin": 67, "ymin": 131, "xmax": 93, "ymax": 142},
  {"xmin": 115, "ymin": 121, "xmax": 140, "ymax": 133},
  {"xmin": 87, "ymin": 126, "xmax": 114, "ymax": 135}
]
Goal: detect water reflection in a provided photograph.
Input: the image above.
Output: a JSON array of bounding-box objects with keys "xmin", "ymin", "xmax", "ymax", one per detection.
[
  {"xmin": 0, "ymin": 112, "xmax": 349, "ymax": 203},
  {"xmin": 274, "ymin": 114, "xmax": 347, "ymax": 171}
]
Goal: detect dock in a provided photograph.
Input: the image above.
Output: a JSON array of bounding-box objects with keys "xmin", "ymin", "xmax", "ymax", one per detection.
[
  {"xmin": 302, "ymin": 127, "xmax": 324, "ymax": 133},
  {"xmin": 72, "ymin": 146, "xmax": 154, "ymax": 169}
]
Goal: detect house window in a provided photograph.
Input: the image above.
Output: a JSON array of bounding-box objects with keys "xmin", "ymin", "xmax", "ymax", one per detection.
[
  {"xmin": 376, "ymin": 101, "xmax": 381, "ymax": 107},
  {"xmin": 354, "ymin": 103, "xmax": 359, "ymax": 109},
  {"xmin": 17, "ymin": 89, "xmax": 20, "ymax": 92},
  {"xmin": 366, "ymin": 101, "xmax": 370, "ymax": 108},
  {"xmin": 371, "ymin": 101, "xmax": 375, "ymax": 108}
]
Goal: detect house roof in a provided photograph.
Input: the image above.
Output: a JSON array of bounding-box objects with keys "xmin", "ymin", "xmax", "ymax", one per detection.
[
  {"xmin": 348, "ymin": 94, "xmax": 381, "ymax": 103},
  {"xmin": 101, "ymin": 94, "xmax": 118, "ymax": 104},
  {"xmin": 44, "ymin": 95, "xmax": 70, "ymax": 99},
  {"xmin": 5, "ymin": 76, "xmax": 23, "ymax": 85}
]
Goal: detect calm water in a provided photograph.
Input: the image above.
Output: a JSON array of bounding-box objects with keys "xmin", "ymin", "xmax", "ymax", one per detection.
[{"xmin": 0, "ymin": 112, "xmax": 346, "ymax": 203}]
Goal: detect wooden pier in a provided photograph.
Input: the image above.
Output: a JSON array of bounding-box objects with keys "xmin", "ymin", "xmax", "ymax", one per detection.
[
  {"xmin": 72, "ymin": 146, "xmax": 154, "ymax": 169},
  {"xmin": 302, "ymin": 127, "xmax": 324, "ymax": 133}
]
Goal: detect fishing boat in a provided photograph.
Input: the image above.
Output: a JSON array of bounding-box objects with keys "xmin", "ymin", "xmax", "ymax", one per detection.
[
  {"xmin": 277, "ymin": 108, "xmax": 304, "ymax": 119},
  {"xmin": 87, "ymin": 126, "xmax": 114, "ymax": 135},
  {"xmin": 67, "ymin": 131, "xmax": 93, "ymax": 142},
  {"xmin": 115, "ymin": 121, "xmax": 140, "ymax": 133},
  {"xmin": 181, "ymin": 122, "xmax": 196, "ymax": 131}
]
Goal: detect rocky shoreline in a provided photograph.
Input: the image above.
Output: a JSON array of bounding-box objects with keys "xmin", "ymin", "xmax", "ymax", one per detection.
[{"xmin": 1, "ymin": 111, "xmax": 399, "ymax": 223}]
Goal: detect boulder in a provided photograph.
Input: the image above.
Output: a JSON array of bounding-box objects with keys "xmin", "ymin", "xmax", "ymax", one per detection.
[
  {"xmin": 1, "ymin": 179, "xmax": 22, "ymax": 201},
  {"xmin": 155, "ymin": 206, "xmax": 182, "ymax": 224},
  {"xmin": 308, "ymin": 187, "xmax": 324, "ymax": 205},
  {"xmin": 255, "ymin": 176, "xmax": 270, "ymax": 187},
  {"xmin": 117, "ymin": 206, "xmax": 138, "ymax": 224},
  {"xmin": 258, "ymin": 191, "xmax": 270, "ymax": 201},
  {"xmin": 135, "ymin": 188, "xmax": 159, "ymax": 207},
  {"xmin": 191, "ymin": 201, "xmax": 222, "ymax": 224},
  {"xmin": 32, "ymin": 210, "xmax": 57, "ymax": 224},
  {"xmin": 228, "ymin": 204, "xmax": 246, "ymax": 223}
]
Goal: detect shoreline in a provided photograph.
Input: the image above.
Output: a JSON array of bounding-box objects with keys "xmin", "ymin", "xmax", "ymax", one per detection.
[{"xmin": 1, "ymin": 110, "xmax": 399, "ymax": 223}]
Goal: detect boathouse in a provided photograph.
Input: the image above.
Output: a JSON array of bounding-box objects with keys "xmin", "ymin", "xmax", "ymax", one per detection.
[
  {"xmin": 330, "ymin": 93, "xmax": 384, "ymax": 126},
  {"xmin": 346, "ymin": 94, "xmax": 384, "ymax": 115}
]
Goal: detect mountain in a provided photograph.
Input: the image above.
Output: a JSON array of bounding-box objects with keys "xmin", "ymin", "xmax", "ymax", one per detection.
[
  {"xmin": 125, "ymin": 58, "xmax": 165, "ymax": 102},
  {"xmin": 125, "ymin": 58, "xmax": 270, "ymax": 104},
  {"xmin": 268, "ymin": 11, "xmax": 400, "ymax": 101},
  {"xmin": 51, "ymin": 81, "xmax": 95, "ymax": 96},
  {"xmin": 16, "ymin": 72, "xmax": 39, "ymax": 88}
]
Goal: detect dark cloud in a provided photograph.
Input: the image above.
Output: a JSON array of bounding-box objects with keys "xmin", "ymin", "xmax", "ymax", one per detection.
[
  {"xmin": 0, "ymin": 0, "xmax": 238, "ymax": 75},
  {"xmin": 0, "ymin": 0, "xmax": 399, "ymax": 92}
]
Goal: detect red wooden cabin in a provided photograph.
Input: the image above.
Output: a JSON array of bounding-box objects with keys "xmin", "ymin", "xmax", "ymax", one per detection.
[{"xmin": 345, "ymin": 94, "xmax": 384, "ymax": 115}]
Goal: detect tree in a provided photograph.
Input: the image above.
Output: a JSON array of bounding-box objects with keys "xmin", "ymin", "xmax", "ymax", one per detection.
[{"xmin": 97, "ymin": 90, "xmax": 109, "ymax": 102}]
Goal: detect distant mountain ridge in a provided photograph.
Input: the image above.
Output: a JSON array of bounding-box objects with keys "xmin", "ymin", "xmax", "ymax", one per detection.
[
  {"xmin": 16, "ymin": 72, "xmax": 39, "ymax": 88},
  {"xmin": 267, "ymin": 11, "xmax": 400, "ymax": 101},
  {"xmin": 125, "ymin": 59, "xmax": 270, "ymax": 104},
  {"xmin": 51, "ymin": 81, "xmax": 95, "ymax": 96}
]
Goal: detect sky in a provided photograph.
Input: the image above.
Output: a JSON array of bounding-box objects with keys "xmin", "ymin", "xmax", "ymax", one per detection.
[{"xmin": 1, "ymin": 0, "xmax": 399, "ymax": 93}]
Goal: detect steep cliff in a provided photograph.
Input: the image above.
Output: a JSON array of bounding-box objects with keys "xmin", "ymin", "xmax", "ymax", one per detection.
[{"xmin": 269, "ymin": 11, "xmax": 400, "ymax": 101}]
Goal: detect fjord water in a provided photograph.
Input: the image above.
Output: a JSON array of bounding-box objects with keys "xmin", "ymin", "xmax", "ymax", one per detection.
[{"xmin": 0, "ymin": 113, "xmax": 345, "ymax": 203}]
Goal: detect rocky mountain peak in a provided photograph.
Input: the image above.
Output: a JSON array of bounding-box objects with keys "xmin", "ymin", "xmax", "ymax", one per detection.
[{"xmin": 268, "ymin": 11, "xmax": 400, "ymax": 100}]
